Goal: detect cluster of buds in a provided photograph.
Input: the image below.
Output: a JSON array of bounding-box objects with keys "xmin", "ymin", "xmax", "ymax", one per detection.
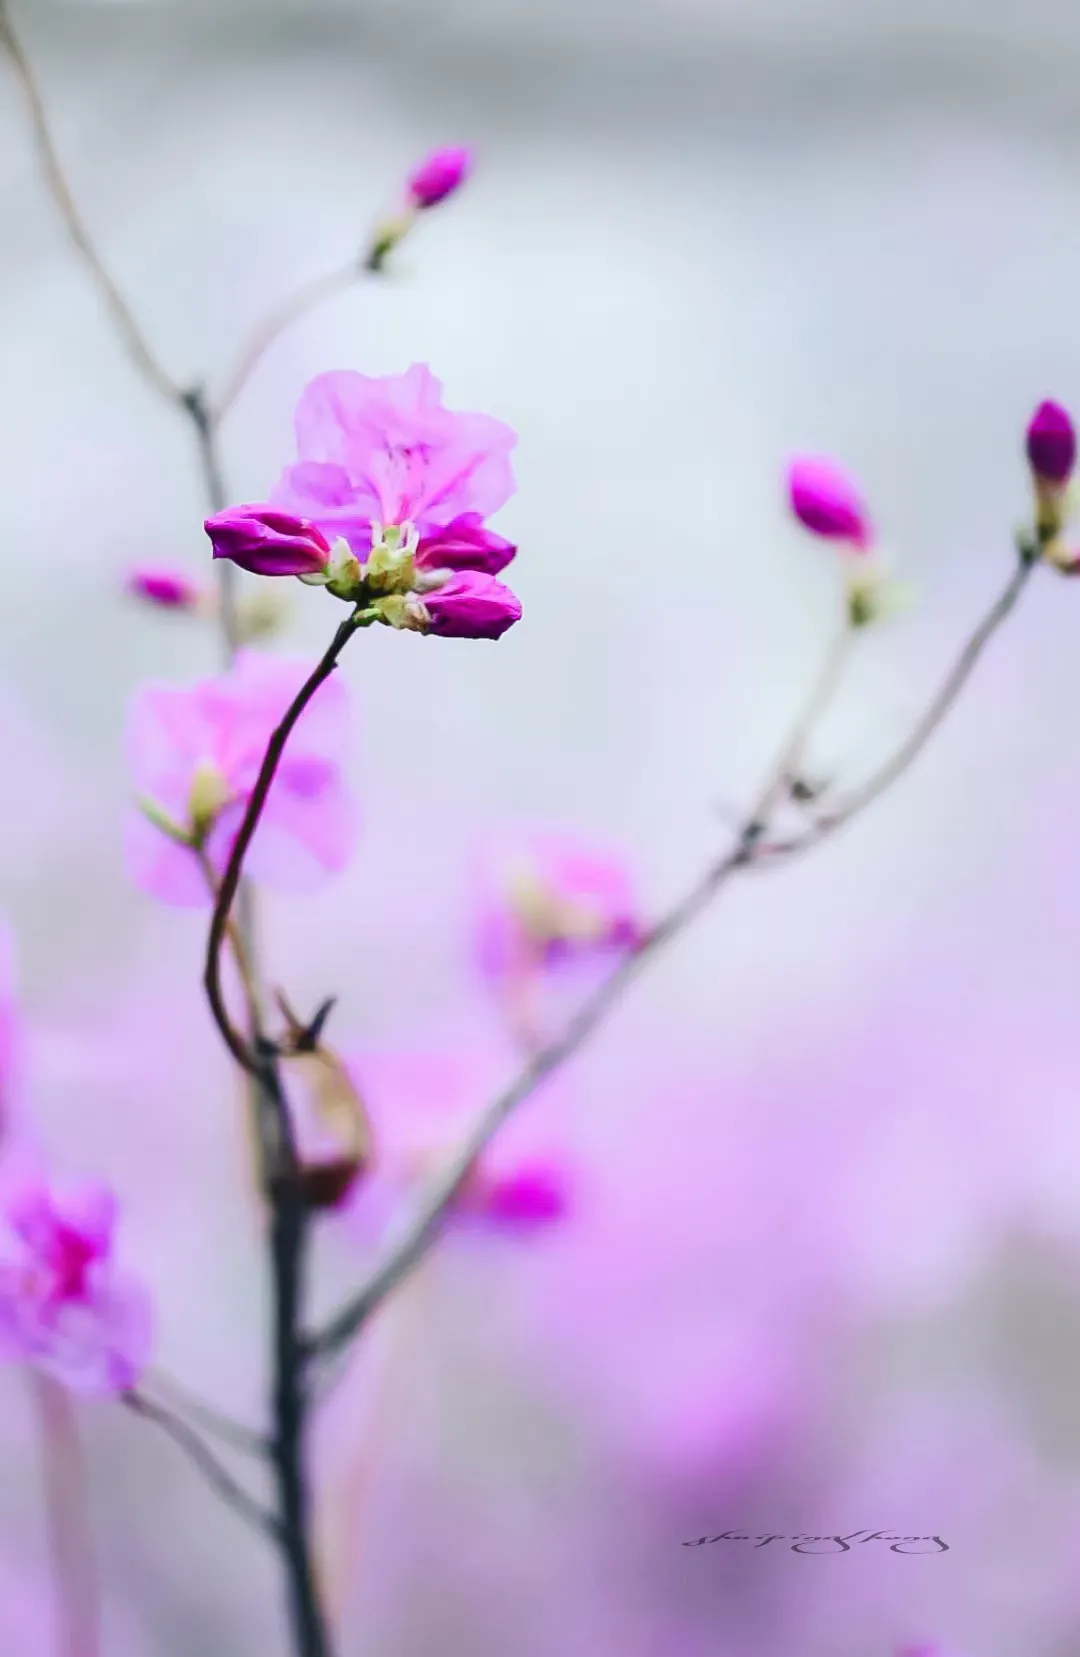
[
  {"xmin": 365, "ymin": 145, "xmax": 472, "ymax": 273},
  {"xmin": 204, "ymin": 504, "xmax": 521, "ymax": 640}
]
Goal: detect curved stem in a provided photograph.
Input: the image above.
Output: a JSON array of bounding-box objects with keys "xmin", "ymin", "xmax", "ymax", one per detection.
[
  {"xmin": 204, "ymin": 613, "xmax": 361, "ymax": 1075},
  {"xmin": 212, "ymin": 264, "xmax": 360, "ymax": 426},
  {"xmin": 32, "ymin": 1374, "xmax": 99, "ymax": 1657}
]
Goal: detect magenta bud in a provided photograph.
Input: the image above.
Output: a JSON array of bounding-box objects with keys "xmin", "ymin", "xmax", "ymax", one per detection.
[
  {"xmin": 420, "ymin": 570, "xmax": 521, "ymax": 639},
  {"xmin": 788, "ymin": 457, "xmax": 872, "ymax": 550},
  {"xmin": 415, "ymin": 513, "xmax": 516, "ymax": 576},
  {"xmin": 125, "ymin": 565, "xmax": 203, "ymax": 610},
  {"xmin": 1026, "ymin": 399, "xmax": 1076, "ymax": 486},
  {"xmin": 407, "ymin": 146, "xmax": 472, "ymax": 210},
  {"xmin": 205, "ymin": 504, "xmax": 332, "ymax": 577}
]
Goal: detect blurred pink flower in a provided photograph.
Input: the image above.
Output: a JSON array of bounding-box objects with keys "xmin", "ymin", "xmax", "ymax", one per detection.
[
  {"xmin": 0, "ymin": 1176, "xmax": 151, "ymax": 1395},
  {"xmin": 123, "ymin": 648, "xmax": 357, "ymax": 907},
  {"xmin": 270, "ymin": 364, "xmax": 516, "ymax": 561},
  {"xmin": 204, "ymin": 504, "xmax": 332, "ymax": 578},
  {"xmin": 407, "ymin": 145, "xmax": 472, "ymax": 209},
  {"xmin": 338, "ymin": 1047, "xmax": 573, "ymax": 1244},
  {"xmin": 125, "ymin": 565, "xmax": 205, "ymax": 611},
  {"xmin": 475, "ymin": 829, "xmax": 643, "ymax": 994},
  {"xmin": 788, "ymin": 457, "xmax": 873, "ymax": 551}
]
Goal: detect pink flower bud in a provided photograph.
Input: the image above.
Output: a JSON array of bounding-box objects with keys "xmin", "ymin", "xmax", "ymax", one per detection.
[
  {"xmin": 417, "ymin": 570, "xmax": 521, "ymax": 639},
  {"xmin": 1026, "ymin": 399, "xmax": 1076, "ymax": 486},
  {"xmin": 125, "ymin": 565, "xmax": 203, "ymax": 611},
  {"xmin": 407, "ymin": 146, "xmax": 472, "ymax": 210},
  {"xmin": 415, "ymin": 513, "xmax": 516, "ymax": 576},
  {"xmin": 788, "ymin": 457, "xmax": 873, "ymax": 551},
  {"xmin": 204, "ymin": 504, "xmax": 332, "ymax": 577}
]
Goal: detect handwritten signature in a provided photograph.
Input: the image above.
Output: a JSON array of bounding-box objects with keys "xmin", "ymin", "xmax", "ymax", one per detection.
[{"xmin": 682, "ymin": 1530, "xmax": 949, "ymax": 1554}]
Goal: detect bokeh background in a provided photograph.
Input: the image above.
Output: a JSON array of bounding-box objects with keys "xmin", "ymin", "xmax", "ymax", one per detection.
[{"xmin": 6, "ymin": 0, "xmax": 1080, "ymax": 1652}]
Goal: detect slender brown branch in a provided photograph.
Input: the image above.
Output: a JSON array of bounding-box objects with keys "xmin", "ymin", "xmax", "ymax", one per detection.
[
  {"xmin": 139, "ymin": 1368, "xmax": 268, "ymax": 1457},
  {"xmin": 212, "ymin": 263, "xmax": 361, "ymax": 426},
  {"xmin": 32, "ymin": 1374, "xmax": 99, "ymax": 1657},
  {"xmin": 0, "ymin": 2, "xmax": 181, "ymax": 405},
  {"xmin": 203, "ymin": 613, "xmax": 362, "ymax": 1075},
  {"xmin": 310, "ymin": 558, "xmax": 1036, "ymax": 1364},
  {"xmin": 122, "ymin": 1391, "xmax": 279, "ymax": 1540},
  {"xmin": 769, "ymin": 554, "xmax": 1036, "ymax": 861}
]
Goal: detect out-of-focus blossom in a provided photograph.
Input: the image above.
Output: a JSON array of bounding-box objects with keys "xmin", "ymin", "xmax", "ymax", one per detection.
[
  {"xmin": 475, "ymin": 830, "xmax": 643, "ymax": 994},
  {"xmin": 338, "ymin": 1048, "xmax": 574, "ymax": 1244},
  {"xmin": 415, "ymin": 512, "xmax": 516, "ymax": 576},
  {"xmin": 204, "ymin": 504, "xmax": 332, "ymax": 578},
  {"xmin": 0, "ymin": 1176, "xmax": 151, "ymax": 1395},
  {"xmin": 408, "ymin": 570, "xmax": 522, "ymax": 639},
  {"xmin": 125, "ymin": 565, "xmax": 206, "ymax": 612},
  {"xmin": 788, "ymin": 457, "xmax": 873, "ymax": 551},
  {"xmin": 1026, "ymin": 399, "xmax": 1076, "ymax": 487},
  {"xmin": 407, "ymin": 146, "xmax": 472, "ymax": 209},
  {"xmin": 123, "ymin": 649, "xmax": 357, "ymax": 907},
  {"xmin": 271, "ymin": 364, "xmax": 516, "ymax": 560}
]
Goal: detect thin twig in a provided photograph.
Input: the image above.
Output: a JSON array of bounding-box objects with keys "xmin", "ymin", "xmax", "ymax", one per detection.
[
  {"xmin": 204, "ymin": 613, "xmax": 362, "ymax": 1075},
  {"xmin": 769, "ymin": 555, "xmax": 1036, "ymax": 861},
  {"xmin": 139, "ymin": 1368, "xmax": 269, "ymax": 1457},
  {"xmin": 0, "ymin": 2, "xmax": 181, "ymax": 405},
  {"xmin": 309, "ymin": 557, "xmax": 1036, "ymax": 1363},
  {"xmin": 122, "ymin": 1391, "xmax": 280, "ymax": 1540},
  {"xmin": 212, "ymin": 263, "xmax": 361, "ymax": 426},
  {"xmin": 32, "ymin": 1373, "xmax": 100, "ymax": 1657}
]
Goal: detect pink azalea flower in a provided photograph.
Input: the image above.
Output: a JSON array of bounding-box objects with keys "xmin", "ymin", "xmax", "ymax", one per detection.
[
  {"xmin": 204, "ymin": 504, "xmax": 332, "ymax": 578},
  {"xmin": 123, "ymin": 649, "xmax": 357, "ymax": 907},
  {"xmin": 125, "ymin": 565, "xmax": 205, "ymax": 611},
  {"xmin": 475, "ymin": 829, "xmax": 643, "ymax": 989},
  {"xmin": 0, "ymin": 1176, "xmax": 152, "ymax": 1395},
  {"xmin": 407, "ymin": 145, "xmax": 472, "ymax": 209},
  {"xmin": 337, "ymin": 1047, "xmax": 573, "ymax": 1244},
  {"xmin": 788, "ymin": 456, "xmax": 873, "ymax": 550},
  {"xmin": 270, "ymin": 364, "xmax": 516, "ymax": 561}
]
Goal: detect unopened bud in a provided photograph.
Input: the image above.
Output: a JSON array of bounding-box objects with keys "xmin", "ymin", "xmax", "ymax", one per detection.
[
  {"xmin": 187, "ymin": 759, "xmax": 229, "ymax": 840},
  {"xmin": 1026, "ymin": 399, "xmax": 1077, "ymax": 543}
]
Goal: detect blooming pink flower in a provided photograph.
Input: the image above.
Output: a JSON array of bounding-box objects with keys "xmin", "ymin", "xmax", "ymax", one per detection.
[
  {"xmin": 123, "ymin": 649, "xmax": 357, "ymax": 907},
  {"xmin": 788, "ymin": 457, "xmax": 873, "ymax": 550},
  {"xmin": 407, "ymin": 146, "xmax": 472, "ymax": 209},
  {"xmin": 475, "ymin": 829, "xmax": 643, "ymax": 989},
  {"xmin": 270, "ymin": 364, "xmax": 516, "ymax": 559},
  {"xmin": 338, "ymin": 1048, "xmax": 573, "ymax": 1243},
  {"xmin": 413, "ymin": 570, "xmax": 522, "ymax": 639},
  {"xmin": 1026, "ymin": 399, "xmax": 1076, "ymax": 486},
  {"xmin": 0, "ymin": 1176, "xmax": 152, "ymax": 1395},
  {"xmin": 204, "ymin": 504, "xmax": 332, "ymax": 578},
  {"xmin": 415, "ymin": 512, "xmax": 516, "ymax": 576},
  {"xmin": 125, "ymin": 565, "xmax": 205, "ymax": 611}
]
